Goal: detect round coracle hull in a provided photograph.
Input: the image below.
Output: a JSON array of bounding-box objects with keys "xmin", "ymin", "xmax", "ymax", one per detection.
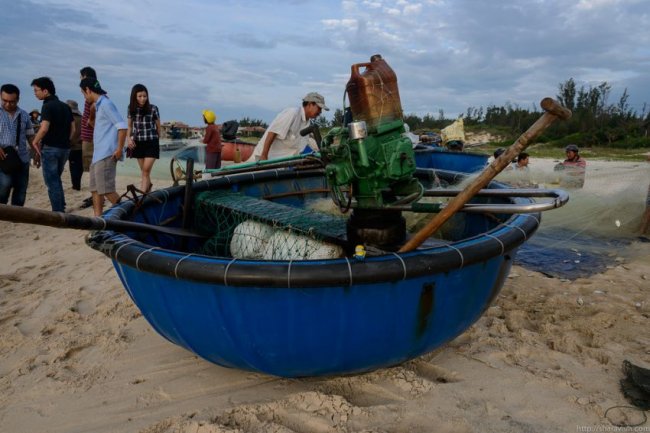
[{"xmin": 87, "ymin": 168, "xmax": 539, "ymax": 377}]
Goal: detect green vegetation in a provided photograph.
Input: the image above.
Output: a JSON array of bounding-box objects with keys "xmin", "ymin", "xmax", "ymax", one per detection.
[
  {"xmin": 425, "ymin": 78, "xmax": 650, "ymax": 160},
  {"xmin": 465, "ymin": 79, "xmax": 650, "ymax": 150},
  {"xmin": 327, "ymin": 78, "xmax": 650, "ymax": 155},
  {"xmin": 238, "ymin": 117, "xmax": 268, "ymax": 128}
]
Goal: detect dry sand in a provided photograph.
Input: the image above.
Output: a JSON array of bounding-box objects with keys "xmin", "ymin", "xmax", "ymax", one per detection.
[{"xmin": 1, "ymin": 164, "xmax": 649, "ymax": 433}]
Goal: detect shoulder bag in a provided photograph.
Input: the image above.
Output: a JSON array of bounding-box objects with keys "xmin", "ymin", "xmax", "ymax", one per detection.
[{"xmin": 0, "ymin": 113, "xmax": 24, "ymax": 175}]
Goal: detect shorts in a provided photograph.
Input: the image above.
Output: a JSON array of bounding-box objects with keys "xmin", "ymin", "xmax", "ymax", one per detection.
[
  {"xmin": 82, "ymin": 140, "xmax": 94, "ymax": 172},
  {"xmin": 89, "ymin": 156, "xmax": 117, "ymax": 195},
  {"xmin": 129, "ymin": 138, "xmax": 160, "ymax": 159}
]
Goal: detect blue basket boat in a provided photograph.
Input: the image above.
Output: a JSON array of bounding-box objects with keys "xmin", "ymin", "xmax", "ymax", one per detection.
[
  {"xmin": 414, "ymin": 147, "xmax": 488, "ymax": 173},
  {"xmin": 85, "ymin": 166, "xmax": 544, "ymax": 378}
]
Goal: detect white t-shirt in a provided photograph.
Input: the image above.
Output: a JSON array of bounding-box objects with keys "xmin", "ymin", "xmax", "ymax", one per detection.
[{"xmin": 249, "ymin": 106, "xmax": 310, "ymax": 161}]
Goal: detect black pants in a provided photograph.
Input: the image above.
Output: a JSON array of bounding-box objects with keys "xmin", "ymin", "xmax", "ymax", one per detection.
[{"xmin": 68, "ymin": 149, "xmax": 83, "ymax": 190}]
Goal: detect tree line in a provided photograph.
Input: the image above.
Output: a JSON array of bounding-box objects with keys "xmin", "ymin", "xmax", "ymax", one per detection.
[
  {"xmin": 238, "ymin": 117, "xmax": 268, "ymax": 128},
  {"xmin": 322, "ymin": 79, "xmax": 650, "ymax": 148}
]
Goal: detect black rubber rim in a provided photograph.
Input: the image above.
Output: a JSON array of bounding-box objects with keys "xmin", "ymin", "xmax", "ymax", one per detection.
[{"xmin": 87, "ymin": 168, "xmax": 539, "ymax": 288}]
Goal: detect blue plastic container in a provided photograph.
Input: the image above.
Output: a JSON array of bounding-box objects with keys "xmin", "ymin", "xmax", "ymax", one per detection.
[{"xmin": 414, "ymin": 148, "xmax": 488, "ymax": 173}]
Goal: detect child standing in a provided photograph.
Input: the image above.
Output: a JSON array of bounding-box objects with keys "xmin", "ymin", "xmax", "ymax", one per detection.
[
  {"xmin": 127, "ymin": 84, "xmax": 160, "ymax": 192},
  {"xmin": 202, "ymin": 109, "xmax": 222, "ymax": 170}
]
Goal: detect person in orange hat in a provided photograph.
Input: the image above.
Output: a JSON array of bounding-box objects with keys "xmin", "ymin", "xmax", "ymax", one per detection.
[{"xmin": 202, "ymin": 109, "xmax": 222, "ymax": 169}]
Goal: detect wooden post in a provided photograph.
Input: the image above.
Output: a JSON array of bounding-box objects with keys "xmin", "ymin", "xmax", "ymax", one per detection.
[
  {"xmin": 398, "ymin": 98, "xmax": 571, "ymax": 253},
  {"xmin": 0, "ymin": 204, "xmax": 204, "ymax": 238},
  {"xmin": 182, "ymin": 158, "xmax": 195, "ymax": 231}
]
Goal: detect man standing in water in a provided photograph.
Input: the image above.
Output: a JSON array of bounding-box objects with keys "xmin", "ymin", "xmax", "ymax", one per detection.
[
  {"xmin": 79, "ymin": 77, "xmax": 127, "ymax": 216},
  {"xmin": 555, "ymin": 144, "xmax": 587, "ymax": 188},
  {"xmin": 248, "ymin": 92, "xmax": 328, "ymax": 161}
]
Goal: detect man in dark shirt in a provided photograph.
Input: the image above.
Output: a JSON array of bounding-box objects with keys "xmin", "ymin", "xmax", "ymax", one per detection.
[{"xmin": 31, "ymin": 76, "xmax": 75, "ymax": 212}]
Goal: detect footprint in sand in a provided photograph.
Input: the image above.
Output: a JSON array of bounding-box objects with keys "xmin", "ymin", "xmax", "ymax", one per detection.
[
  {"xmin": 140, "ymin": 359, "xmax": 462, "ymax": 433},
  {"xmin": 215, "ymin": 391, "xmax": 361, "ymax": 433}
]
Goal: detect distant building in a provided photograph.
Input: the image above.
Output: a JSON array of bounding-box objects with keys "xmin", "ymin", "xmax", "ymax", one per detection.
[
  {"xmin": 238, "ymin": 126, "xmax": 266, "ymax": 137},
  {"xmin": 160, "ymin": 121, "xmax": 265, "ymax": 139},
  {"xmin": 189, "ymin": 127, "xmax": 204, "ymax": 139},
  {"xmin": 161, "ymin": 121, "xmax": 195, "ymax": 139}
]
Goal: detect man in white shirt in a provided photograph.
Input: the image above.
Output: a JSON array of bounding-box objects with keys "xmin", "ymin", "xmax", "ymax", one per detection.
[{"xmin": 249, "ymin": 92, "xmax": 328, "ymax": 161}]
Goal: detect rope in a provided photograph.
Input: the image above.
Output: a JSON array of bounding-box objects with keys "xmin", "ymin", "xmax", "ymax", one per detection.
[
  {"xmin": 604, "ymin": 405, "xmax": 647, "ymax": 427},
  {"xmin": 223, "ymin": 258, "xmax": 237, "ymax": 286},
  {"xmin": 135, "ymin": 247, "xmax": 159, "ymax": 271},
  {"xmin": 344, "ymin": 257, "xmax": 353, "ymax": 286},
  {"xmin": 485, "ymin": 234, "xmax": 505, "ymax": 256},
  {"xmin": 444, "ymin": 243, "xmax": 465, "ymax": 268},
  {"xmin": 113, "ymin": 240, "xmax": 137, "ymax": 261},
  {"xmin": 391, "ymin": 252, "xmax": 407, "ymax": 280},
  {"xmin": 287, "ymin": 259, "xmax": 293, "ymax": 288},
  {"xmin": 503, "ymin": 222, "xmax": 528, "ymax": 241},
  {"xmin": 174, "ymin": 253, "xmax": 195, "ymax": 279}
]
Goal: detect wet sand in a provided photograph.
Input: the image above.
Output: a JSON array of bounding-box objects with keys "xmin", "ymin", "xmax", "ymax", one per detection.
[{"xmin": 1, "ymin": 163, "xmax": 649, "ymax": 432}]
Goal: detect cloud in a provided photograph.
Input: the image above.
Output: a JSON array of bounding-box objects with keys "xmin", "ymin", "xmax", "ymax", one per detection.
[
  {"xmin": 2, "ymin": 0, "xmax": 648, "ymax": 124},
  {"xmin": 228, "ymin": 33, "xmax": 278, "ymax": 49}
]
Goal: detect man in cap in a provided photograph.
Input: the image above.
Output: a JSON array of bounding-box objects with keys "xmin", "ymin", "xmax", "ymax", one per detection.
[
  {"xmin": 248, "ymin": 92, "xmax": 329, "ymax": 161},
  {"xmin": 79, "ymin": 77, "xmax": 127, "ymax": 216},
  {"xmin": 555, "ymin": 144, "xmax": 586, "ymax": 188},
  {"xmin": 562, "ymin": 144, "xmax": 585, "ymax": 167}
]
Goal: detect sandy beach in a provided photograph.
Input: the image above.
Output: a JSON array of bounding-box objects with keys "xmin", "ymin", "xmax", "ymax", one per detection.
[{"xmin": 1, "ymin": 162, "xmax": 649, "ymax": 433}]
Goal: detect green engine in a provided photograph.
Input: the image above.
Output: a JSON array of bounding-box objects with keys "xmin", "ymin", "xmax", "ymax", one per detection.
[
  {"xmin": 321, "ymin": 118, "xmax": 420, "ymax": 209},
  {"xmin": 316, "ymin": 54, "xmax": 424, "ymax": 250},
  {"xmin": 319, "ymin": 117, "xmax": 421, "ymax": 250}
]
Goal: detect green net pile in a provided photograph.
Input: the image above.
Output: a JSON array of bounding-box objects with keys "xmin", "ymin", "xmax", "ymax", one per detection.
[{"xmin": 193, "ymin": 190, "xmax": 348, "ymax": 260}]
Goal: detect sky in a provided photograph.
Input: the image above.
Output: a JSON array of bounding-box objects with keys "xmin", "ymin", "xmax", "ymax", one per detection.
[{"xmin": 2, "ymin": 0, "xmax": 649, "ymax": 127}]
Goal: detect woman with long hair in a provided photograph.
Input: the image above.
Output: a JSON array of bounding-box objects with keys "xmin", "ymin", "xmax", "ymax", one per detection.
[{"xmin": 127, "ymin": 84, "xmax": 160, "ymax": 192}]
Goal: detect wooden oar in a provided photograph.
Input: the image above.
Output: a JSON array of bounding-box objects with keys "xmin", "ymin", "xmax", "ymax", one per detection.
[
  {"xmin": 399, "ymin": 97, "xmax": 572, "ymax": 253},
  {"xmin": 0, "ymin": 204, "xmax": 205, "ymax": 238}
]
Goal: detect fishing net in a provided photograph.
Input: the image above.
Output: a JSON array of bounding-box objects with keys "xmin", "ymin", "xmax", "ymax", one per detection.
[
  {"xmin": 493, "ymin": 158, "xmax": 650, "ymax": 279},
  {"xmin": 193, "ymin": 190, "xmax": 347, "ymax": 260}
]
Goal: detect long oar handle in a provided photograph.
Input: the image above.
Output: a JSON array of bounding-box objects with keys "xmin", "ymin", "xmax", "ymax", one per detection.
[
  {"xmin": 0, "ymin": 204, "xmax": 204, "ymax": 238},
  {"xmin": 399, "ymin": 97, "xmax": 571, "ymax": 253}
]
